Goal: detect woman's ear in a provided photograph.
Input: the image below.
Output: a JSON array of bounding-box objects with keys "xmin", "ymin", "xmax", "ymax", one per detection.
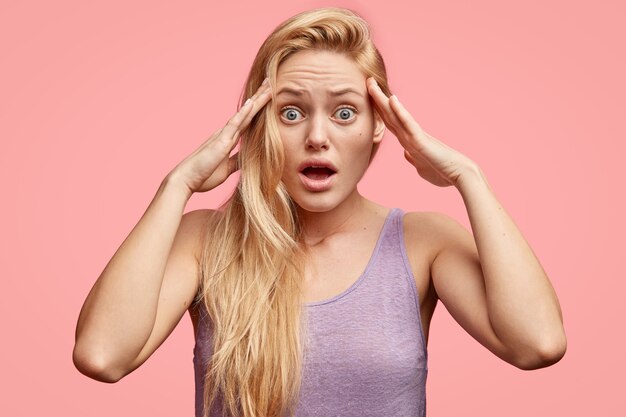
[{"xmin": 372, "ymin": 110, "xmax": 386, "ymax": 144}]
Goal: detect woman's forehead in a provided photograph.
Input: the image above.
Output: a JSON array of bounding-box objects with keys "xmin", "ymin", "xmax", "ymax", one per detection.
[{"xmin": 275, "ymin": 51, "xmax": 366, "ymax": 96}]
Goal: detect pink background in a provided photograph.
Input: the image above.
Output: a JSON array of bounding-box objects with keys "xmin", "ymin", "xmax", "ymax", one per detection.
[{"xmin": 1, "ymin": 0, "xmax": 623, "ymax": 415}]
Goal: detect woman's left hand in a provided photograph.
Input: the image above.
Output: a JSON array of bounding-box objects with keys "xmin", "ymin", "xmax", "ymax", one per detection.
[{"xmin": 367, "ymin": 77, "xmax": 479, "ymax": 188}]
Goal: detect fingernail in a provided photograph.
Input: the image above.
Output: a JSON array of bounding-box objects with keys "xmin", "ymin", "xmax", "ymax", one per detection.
[
  {"xmin": 372, "ymin": 78, "xmax": 380, "ymax": 89},
  {"xmin": 243, "ymin": 98, "xmax": 252, "ymax": 107},
  {"xmin": 262, "ymin": 77, "xmax": 269, "ymax": 86}
]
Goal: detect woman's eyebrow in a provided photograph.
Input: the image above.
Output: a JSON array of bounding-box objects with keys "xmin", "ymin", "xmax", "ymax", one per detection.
[
  {"xmin": 276, "ymin": 87, "xmax": 305, "ymax": 97},
  {"xmin": 276, "ymin": 87, "xmax": 364, "ymax": 98},
  {"xmin": 330, "ymin": 88, "xmax": 364, "ymax": 97}
]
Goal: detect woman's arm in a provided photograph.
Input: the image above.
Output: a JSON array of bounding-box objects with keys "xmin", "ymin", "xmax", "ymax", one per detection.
[
  {"xmin": 73, "ymin": 178, "xmax": 202, "ymax": 382},
  {"xmin": 366, "ymin": 77, "xmax": 566, "ymax": 369},
  {"xmin": 73, "ymin": 78, "xmax": 273, "ymax": 382},
  {"xmin": 431, "ymin": 166, "xmax": 566, "ymax": 369}
]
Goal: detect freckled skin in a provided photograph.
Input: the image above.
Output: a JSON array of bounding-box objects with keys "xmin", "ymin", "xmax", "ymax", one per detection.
[{"xmin": 275, "ymin": 50, "xmax": 385, "ymax": 214}]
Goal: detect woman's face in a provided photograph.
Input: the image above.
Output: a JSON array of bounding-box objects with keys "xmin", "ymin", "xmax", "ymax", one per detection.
[{"xmin": 274, "ymin": 49, "xmax": 385, "ymax": 213}]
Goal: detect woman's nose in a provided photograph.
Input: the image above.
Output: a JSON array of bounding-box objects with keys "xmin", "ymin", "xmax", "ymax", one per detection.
[{"xmin": 304, "ymin": 115, "xmax": 330, "ymax": 150}]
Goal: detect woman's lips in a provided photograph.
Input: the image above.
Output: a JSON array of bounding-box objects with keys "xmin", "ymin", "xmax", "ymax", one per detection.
[
  {"xmin": 301, "ymin": 166, "xmax": 335, "ymax": 180},
  {"xmin": 296, "ymin": 159, "xmax": 338, "ymax": 192},
  {"xmin": 298, "ymin": 170, "xmax": 336, "ymax": 192}
]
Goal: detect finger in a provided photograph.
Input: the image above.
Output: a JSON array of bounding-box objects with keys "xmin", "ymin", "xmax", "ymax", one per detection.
[
  {"xmin": 366, "ymin": 77, "xmax": 391, "ymax": 115},
  {"xmin": 242, "ymin": 77, "xmax": 271, "ymax": 105},
  {"xmin": 228, "ymin": 86, "xmax": 273, "ymax": 150},
  {"xmin": 217, "ymin": 99, "xmax": 255, "ymax": 147},
  {"xmin": 238, "ymin": 82, "xmax": 273, "ymax": 127},
  {"xmin": 228, "ymin": 151, "xmax": 240, "ymax": 175},
  {"xmin": 220, "ymin": 81, "xmax": 272, "ymax": 144},
  {"xmin": 404, "ymin": 149, "xmax": 416, "ymax": 164},
  {"xmin": 388, "ymin": 94, "xmax": 423, "ymax": 135},
  {"xmin": 366, "ymin": 77, "xmax": 403, "ymax": 132}
]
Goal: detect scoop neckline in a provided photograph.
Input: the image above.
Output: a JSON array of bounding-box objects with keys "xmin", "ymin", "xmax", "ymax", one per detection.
[{"xmin": 304, "ymin": 208, "xmax": 396, "ymax": 307}]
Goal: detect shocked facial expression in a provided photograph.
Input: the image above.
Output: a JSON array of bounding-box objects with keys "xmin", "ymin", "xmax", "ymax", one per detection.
[{"xmin": 274, "ymin": 49, "xmax": 385, "ymax": 213}]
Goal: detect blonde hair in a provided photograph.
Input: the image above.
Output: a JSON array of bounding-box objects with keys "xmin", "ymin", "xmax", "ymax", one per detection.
[{"xmin": 196, "ymin": 7, "xmax": 392, "ymax": 417}]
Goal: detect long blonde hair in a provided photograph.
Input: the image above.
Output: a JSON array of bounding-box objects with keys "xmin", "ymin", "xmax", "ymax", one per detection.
[{"xmin": 195, "ymin": 7, "xmax": 393, "ymax": 417}]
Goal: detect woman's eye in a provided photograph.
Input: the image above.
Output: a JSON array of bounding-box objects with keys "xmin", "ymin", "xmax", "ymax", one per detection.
[
  {"xmin": 334, "ymin": 107, "xmax": 356, "ymax": 121},
  {"xmin": 280, "ymin": 107, "xmax": 303, "ymax": 121}
]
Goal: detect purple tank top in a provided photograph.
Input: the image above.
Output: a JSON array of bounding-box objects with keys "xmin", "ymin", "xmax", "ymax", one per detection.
[{"xmin": 193, "ymin": 208, "xmax": 428, "ymax": 416}]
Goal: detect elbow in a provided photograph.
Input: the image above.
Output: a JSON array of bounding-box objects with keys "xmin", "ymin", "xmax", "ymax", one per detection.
[
  {"xmin": 72, "ymin": 344, "xmax": 125, "ymax": 383},
  {"xmin": 513, "ymin": 331, "xmax": 567, "ymax": 370}
]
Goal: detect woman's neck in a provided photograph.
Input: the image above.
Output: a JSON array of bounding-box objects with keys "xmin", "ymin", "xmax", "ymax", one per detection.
[{"xmin": 297, "ymin": 189, "xmax": 372, "ymax": 246}]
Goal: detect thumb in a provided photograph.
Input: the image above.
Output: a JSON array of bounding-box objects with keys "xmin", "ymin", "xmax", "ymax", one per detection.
[
  {"xmin": 404, "ymin": 150, "xmax": 416, "ymax": 165},
  {"xmin": 228, "ymin": 152, "xmax": 240, "ymax": 176}
]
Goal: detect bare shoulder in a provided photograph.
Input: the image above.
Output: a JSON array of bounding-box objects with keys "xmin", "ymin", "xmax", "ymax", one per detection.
[
  {"xmin": 403, "ymin": 211, "xmax": 471, "ymax": 258},
  {"xmin": 402, "ymin": 210, "xmax": 479, "ymax": 304},
  {"xmin": 181, "ymin": 208, "xmax": 219, "ymax": 329},
  {"xmin": 178, "ymin": 208, "xmax": 220, "ymax": 304},
  {"xmin": 179, "ymin": 208, "xmax": 218, "ymax": 263},
  {"xmin": 401, "ymin": 211, "xmax": 469, "ymax": 345}
]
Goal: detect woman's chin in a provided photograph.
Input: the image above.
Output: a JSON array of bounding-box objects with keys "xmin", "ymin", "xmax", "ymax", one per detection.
[
  {"xmin": 283, "ymin": 177, "xmax": 361, "ymax": 215},
  {"xmin": 294, "ymin": 198, "xmax": 339, "ymax": 214},
  {"xmin": 289, "ymin": 188, "xmax": 360, "ymax": 215}
]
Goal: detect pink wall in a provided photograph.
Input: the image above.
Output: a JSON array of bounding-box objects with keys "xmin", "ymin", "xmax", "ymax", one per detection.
[{"xmin": 1, "ymin": 0, "xmax": 623, "ymax": 415}]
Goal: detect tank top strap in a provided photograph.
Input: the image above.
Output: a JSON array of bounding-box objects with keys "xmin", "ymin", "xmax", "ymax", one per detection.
[
  {"xmin": 369, "ymin": 207, "xmax": 407, "ymax": 270},
  {"xmin": 366, "ymin": 206, "xmax": 428, "ymax": 360},
  {"xmin": 351, "ymin": 207, "xmax": 418, "ymax": 309}
]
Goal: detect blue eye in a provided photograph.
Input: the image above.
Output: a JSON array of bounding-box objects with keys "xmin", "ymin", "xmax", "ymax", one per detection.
[
  {"xmin": 280, "ymin": 107, "xmax": 303, "ymax": 121},
  {"xmin": 334, "ymin": 107, "xmax": 356, "ymax": 121}
]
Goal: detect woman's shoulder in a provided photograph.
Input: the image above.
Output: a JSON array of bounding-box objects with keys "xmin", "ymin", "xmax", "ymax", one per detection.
[
  {"xmin": 182, "ymin": 208, "xmax": 219, "ymax": 233},
  {"xmin": 182, "ymin": 209, "xmax": 220, "ymax": 319},
  {"xmin": 180, "ymin": 208, "xmax": 221, "ymax": 260},
  {"xmin": 401, "ymin": 209, "xmax": 472, "ymax": 255},
  {"xmin": 183, "ymin": 208, "xmax": 219, "ymax": 223},
  {"xmin": 402, "ymin": 209, "xmax": 462, "ymax": 231}
]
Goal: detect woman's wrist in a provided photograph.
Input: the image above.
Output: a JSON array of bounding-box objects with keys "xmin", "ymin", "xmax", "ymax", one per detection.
[
  {"xmin": 161, "ymin": 170, "xmax": 194, "ymax": 202},
  {"xmin": 455, "ymin": 162, "xmax": 490, "ymax": 194}
]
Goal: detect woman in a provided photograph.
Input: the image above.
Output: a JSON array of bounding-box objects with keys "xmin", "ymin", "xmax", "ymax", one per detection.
[{"xmin": 73, "ymin": 7, "xmax": 567, "ymax": 417}]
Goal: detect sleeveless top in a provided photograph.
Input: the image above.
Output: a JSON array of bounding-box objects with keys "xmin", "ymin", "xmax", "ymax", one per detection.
[{"xmin": 193, "ymin": 208, "xmax": 429, "ymax": 417}]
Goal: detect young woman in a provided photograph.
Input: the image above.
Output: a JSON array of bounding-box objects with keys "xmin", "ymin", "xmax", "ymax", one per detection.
[{"xmin": 73, "ymin": 7, "xmax": 566, "ymax": 417}]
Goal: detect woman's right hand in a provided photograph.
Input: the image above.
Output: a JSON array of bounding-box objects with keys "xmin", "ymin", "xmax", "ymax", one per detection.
[{"xmin": 168, "ymin": 78, "xmax": 272, "ymax": 195}]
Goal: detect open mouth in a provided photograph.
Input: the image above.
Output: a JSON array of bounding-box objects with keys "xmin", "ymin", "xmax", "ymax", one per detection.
[
  {"xmin": 297, "ymin": 161, "xmax": 338, "ymax": 192},
  {"xmin": 301, "ymin": 166, "xmax": 337, "ymax": 180}
]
